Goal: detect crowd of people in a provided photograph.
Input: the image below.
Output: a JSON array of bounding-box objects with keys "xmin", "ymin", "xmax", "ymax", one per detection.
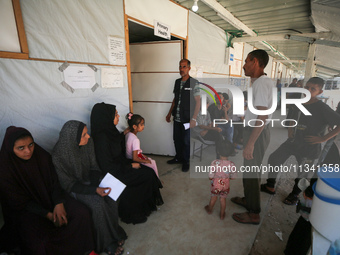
[
  {"xmin": 1, "ymin": 53, "xmax": 340, "ymax": 254},
  {"xmin": 194, "ymin": 50, "xmax": 340, "ymax": 253},
  {"xmin": 0, "ymin": 103, "xmax": 163, "ymax": 254}
]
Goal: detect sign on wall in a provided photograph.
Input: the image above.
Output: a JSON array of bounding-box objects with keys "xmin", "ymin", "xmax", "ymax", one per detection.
[
  {"xmin": 154, "ymin": 20, "xmax": 171, "ymax": 40},
  {"xmin": 108, "ymin": 36, "xmax": 126, "ymax": 66}
]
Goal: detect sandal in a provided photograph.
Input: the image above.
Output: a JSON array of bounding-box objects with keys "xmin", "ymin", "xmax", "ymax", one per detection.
[
  {"xmin": 117, "ymin": 240, "xmax": 125, "ymax": 247},
  {"xmin": 260, "ymin": 184, "xmax": 276, "ymax": 195},
  {"xmin": 283, "ymin": 193, "xmax": 299, "ymax": 205},
  {"xmin": 105, "ymin": 243, "xmax": 124, "ymax": 255},
  {"xmin": 230, "ymin": 197, "xmax": 247, "ymax": 209}
]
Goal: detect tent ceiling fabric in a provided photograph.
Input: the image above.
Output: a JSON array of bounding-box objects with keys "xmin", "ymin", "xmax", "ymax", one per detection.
[{"xmin": 175, "ymin": 0, "xmax": 340, "ymax": 78}]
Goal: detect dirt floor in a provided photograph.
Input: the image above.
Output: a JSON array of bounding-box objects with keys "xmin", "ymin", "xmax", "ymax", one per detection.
[{"xmin": 250, "ymin": 173, "xmax": 300, "ymax": 255}]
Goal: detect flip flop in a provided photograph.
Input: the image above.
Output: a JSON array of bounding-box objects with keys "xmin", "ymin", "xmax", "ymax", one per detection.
[
  {"xmin": 232, "ymin": 212, "xmax": 260, "ymax": 225},
  {"xmin": 283, "ymin": 193, "xmax": 298, "ymax": 205},
  {"xmin": 105, "ymin": 243, "xmax": 124, "ymax": 255},
  {"xmin": 230, "ymin": 197, "xmax": 247, "ymax": 209},
  {"xmin": 117, "ymin": 240, "xmax": 125, "ymax": 247},
  {"xmin": 260, "ymin": 184, "xmax": 276, "ymax": 195}
]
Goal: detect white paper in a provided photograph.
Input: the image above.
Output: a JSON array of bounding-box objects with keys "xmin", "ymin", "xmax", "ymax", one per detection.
[
  {"xmin": 101, "ymin": 68, "xmax": 124, "ymax": 88},
  {"xmin": 184, "ymin": 123, "xmax": 190, "ymax": 130},
  {"xmin": 108, "ymin": 36, "xmax": 126, "ymax": 66},
  {"xmin": 63, "ymin": 66, "xmax": 96, "ymax": 89},
  {"xmin": 99, "ymin": 173, "xmax": 126, "ymax": 201}
]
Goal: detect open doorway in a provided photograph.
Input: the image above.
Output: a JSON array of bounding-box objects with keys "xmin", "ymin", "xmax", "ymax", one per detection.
[{"xmin": 128, "ymin": 20, "xmax": 184, "ymax": 156}]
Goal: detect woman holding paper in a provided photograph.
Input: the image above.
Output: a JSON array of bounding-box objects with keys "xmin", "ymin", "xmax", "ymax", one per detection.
[
  {"xmin": 0, "ymin": 126, "xmax": 96, "ymax": 255},
  {"xmin": 91, "ymin": 102, "xmax": 163, "ymax": 224},
  {"xmin": 52, "ymin": 120, "xmax": 127, "ymax": 255}
]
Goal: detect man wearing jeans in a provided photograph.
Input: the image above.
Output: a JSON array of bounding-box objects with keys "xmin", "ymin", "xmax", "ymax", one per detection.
[{"xmin": 231, "ymin": 49, "xmax": 273, "ymax": 224}]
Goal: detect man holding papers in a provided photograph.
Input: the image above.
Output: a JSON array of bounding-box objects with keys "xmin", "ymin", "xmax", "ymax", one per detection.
[{"xmin": 166, "ymin": 59, "xmax": 201, "ymax": 172}]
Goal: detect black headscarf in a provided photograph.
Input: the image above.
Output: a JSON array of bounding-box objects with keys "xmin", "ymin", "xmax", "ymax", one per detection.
[
  {"xmin": 91, "ymin": 102, "xmax": 117, "ymax": 133},
  {"xmin": 91, "ymin": 103, "xmax": 131, "ymax": 176},
  {"xmin": 91, "ymin": 103, "xmax": 123, "ymax": 157},
  {"xmin": 0, "ymin": 126, "xmax": 63, "ymax": 213}
]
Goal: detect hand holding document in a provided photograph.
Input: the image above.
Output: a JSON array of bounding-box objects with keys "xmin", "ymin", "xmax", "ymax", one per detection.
[
  {"xmin": 184, "ymin": 123, "xmax": 190, "ymax": 130},
  {"xmin": 99, "ymin": 173, "xmax": 126, "ymax": 201}
]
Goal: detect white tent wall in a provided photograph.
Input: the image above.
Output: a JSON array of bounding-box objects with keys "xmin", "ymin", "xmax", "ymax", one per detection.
[
  {"xmin": 265, "ymin": 56, "xmax": 273, "ymax": 79},
  {"xmin": 0, "ymin": 0, "xmax": 129, "ymax": 151},
  {"xmin": 281, "ymin": 65, "xmax": 287, "ymax": 81},
  {"xmin": 241, "ymin": 43, "xmax": 254, "ymax": 78},
  {"xmin": 188, "ymin": 11, "xmax": 229, "ymax": 78},
  {"xmin": 125, "ymin": 0, "xmax": 188, "ymax": 39},
  {"xmin": 321, "ymin": 90, "xmax": 340, "ymax": 110},
  {"xmin": 21, "ymin": 0, "xmax": 125, "ymax": 62},
  {"xmin": 0, "ymin": 0, "xmax": 21, "ymax": 52}
]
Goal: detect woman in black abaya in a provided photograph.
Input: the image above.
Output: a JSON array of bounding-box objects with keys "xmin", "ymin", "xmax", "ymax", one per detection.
[
  {"xmin": 91, "ymin": 102, "xmax": 163, "ymax": 224},
  {"xmin": 52, "ymin": 120, "xmax": 127, "ymax": 254},
  {"xmin": 0, "ymin": 126, "xmax": 95, "ymax": 255}
]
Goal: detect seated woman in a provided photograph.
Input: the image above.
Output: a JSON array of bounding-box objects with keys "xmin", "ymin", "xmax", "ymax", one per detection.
[
  {"xmin": 52, "ymin": 120, "xmax": 127, "ymax": 255},
  {"xmin": 90, "ymin": 102, "xmax": 163, "ymax": 224},
  {"xmin": 0, "ymin": 126, "xmax": 95, "ymax": 255}
]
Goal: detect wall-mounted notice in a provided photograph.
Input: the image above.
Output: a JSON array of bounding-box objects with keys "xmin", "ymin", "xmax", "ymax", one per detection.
[
  {"xmin": 154, "ymin": 20, "xmax": 171, "ymax": 40},
  {"xmin": 101, "ymin": 68, "xmax": 124, "ymax": 88},
  {"xmin": 63, "ymin": 66, "xmax": 96, "ymax": 89},
  {"xmin": 230, "ymin": 59, "xmax": 242, "ymax": 76},
  {"xmin": 108, "ymin": 36, "xmax": 126, "ymax": 66}
]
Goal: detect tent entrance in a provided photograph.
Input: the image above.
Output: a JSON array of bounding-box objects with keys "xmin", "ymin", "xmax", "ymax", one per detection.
[{"xmin": 128, "ymin": 20, "xmax": 184, "ymax": 156}]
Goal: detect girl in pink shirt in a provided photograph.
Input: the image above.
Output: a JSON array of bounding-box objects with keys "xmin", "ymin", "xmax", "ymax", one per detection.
[
  {"xmin": 125, "ymin": 113, "xmax": 159, "ymax": 178},
  {"xmin": 205, "ymin": 140, "xmax": 236, "ymax": 220}
]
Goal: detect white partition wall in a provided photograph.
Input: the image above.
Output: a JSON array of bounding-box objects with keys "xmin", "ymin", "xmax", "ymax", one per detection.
[
  {"xmin": 0, "ymin": 0, "xmax": 129, "ymax": 150},
  {"xmin": 265, "ymin": 56, "xmax": 274, "ymax": 78},
  {"xmin": 130, "ymin": 41, "xmax": 183, "ymax": 155},
  {"xmin": 21, "ymin": 0, "xmax": 125, "ymax": 63},
  {"xmin": 188, "ymin": 12, "xmax": 229, "ymax": 77},
  {"xmin": 0, "ymin": 0, "xmax": 21, "ymax": 52}
]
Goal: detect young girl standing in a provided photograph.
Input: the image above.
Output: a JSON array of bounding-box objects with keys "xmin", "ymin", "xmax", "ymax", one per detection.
[
  {"xmin": 125, "ymin": 113, "xmax": 159, "ymax": 178},
  {"xmin": 205, "ymin": 140, "xmax": 236, "ymax": 220}
]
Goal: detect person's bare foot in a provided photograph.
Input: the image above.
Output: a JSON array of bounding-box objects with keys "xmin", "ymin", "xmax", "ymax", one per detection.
[
  {"xmin": 220, "ymin": 211, "xmax": 225, "ymax": 220},
  {"xmin": 204, "ymin": 205, "xmax": 212, "ymax": 214}
]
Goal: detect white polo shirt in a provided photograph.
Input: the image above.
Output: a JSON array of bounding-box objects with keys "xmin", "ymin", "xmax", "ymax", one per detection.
[{"xmin": 244, "ymin": 75, "xmax": 274, "ymax": 126}]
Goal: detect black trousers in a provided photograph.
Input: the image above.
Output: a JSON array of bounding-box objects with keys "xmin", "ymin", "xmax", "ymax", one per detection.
[
  {"xmin": 243, "ymin": 125, "xmax": 270, "ymax": 213},
  {"xmin": 173, "ymin": 121, "xmax": 190, "ymax": 164},
  {"xmin": 284, "ymin": 216, "xmax": 311, "ymax": 255},
  {"xmin": 266, "ymin": 141, "xmax": 316, "ymax": 196}
]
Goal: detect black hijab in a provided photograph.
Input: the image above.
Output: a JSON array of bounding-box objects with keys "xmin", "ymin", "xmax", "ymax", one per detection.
[
  {"xmin": 91, "ymin": 102, "xmax": 123, "ymax": 157},
  {"xmin": 0, "ymin": 126, "xmax": 63, "ymax": 213},
  {"xmin": 91, "ymin": 102, "xmax": 133, "ymax": 177}
]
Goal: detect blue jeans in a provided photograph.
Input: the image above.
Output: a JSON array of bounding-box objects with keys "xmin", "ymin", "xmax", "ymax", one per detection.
[{"xmin": 217, "ymin": 122, "xmax": 233, "ymax": 143}]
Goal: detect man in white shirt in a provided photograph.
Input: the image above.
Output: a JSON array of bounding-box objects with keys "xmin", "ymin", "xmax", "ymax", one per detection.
[{"xmin": 231, "ymin": 49, "xmax": 273, "ymax": 225}]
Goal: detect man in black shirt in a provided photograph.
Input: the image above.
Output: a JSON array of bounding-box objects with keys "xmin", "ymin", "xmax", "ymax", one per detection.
[
  {"xmin": 166, "ymin": 59, "xmax": 200, "ymax": 172},
  {"xmin": 261, "ymin": 77, "xmax": 340, "ymax": 205}
]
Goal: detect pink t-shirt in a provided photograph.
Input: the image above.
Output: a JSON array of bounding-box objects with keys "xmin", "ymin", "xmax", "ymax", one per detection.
[{"xmin": 125, "ymin": 132, "xmax": 141, "ymax": 159}]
